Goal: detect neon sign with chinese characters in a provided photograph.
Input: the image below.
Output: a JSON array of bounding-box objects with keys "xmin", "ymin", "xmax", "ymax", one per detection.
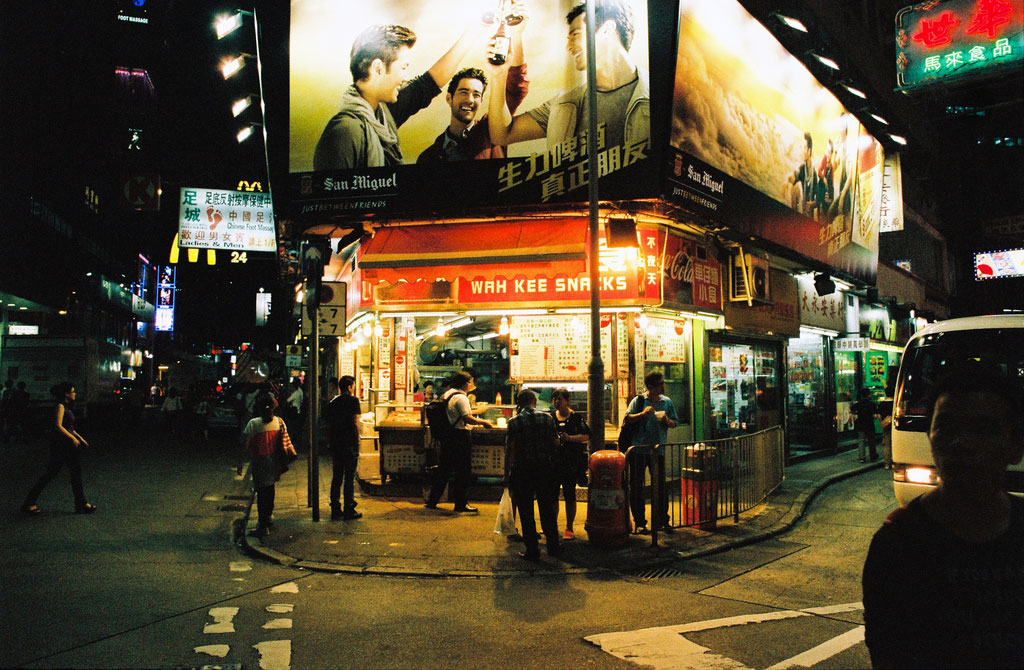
[{"xmin": 896, "ymin": 0, "xmax": 1022, "ymax": 89}]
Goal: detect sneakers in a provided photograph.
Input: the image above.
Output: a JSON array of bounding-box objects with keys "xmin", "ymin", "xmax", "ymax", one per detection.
[
  {"xmin": 74, "ymin": 503, "xmax": 97, "ymax": 514},
  {"xmin": 454, "ymin": 505, "xmax": 479, "ymax": 514},
  {"xmin": 563, "ymin": 529, "xmax": 575, "ymax": 540},
  {"xmin": 342, "ymin": 511, "xmax": 362, "ymax": 520},
  {"xmin": 248, "ymin": 526, "xmax": 269, "ymax": 538},
  {"xmin": 330, "ymin": 507, "xmax": 344, "ymax": 520}
]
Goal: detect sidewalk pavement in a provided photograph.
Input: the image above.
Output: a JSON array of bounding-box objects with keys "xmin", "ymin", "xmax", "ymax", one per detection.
[{"xmin": 237, "ymin": 446, "xmax": 883, "ymax": 578}]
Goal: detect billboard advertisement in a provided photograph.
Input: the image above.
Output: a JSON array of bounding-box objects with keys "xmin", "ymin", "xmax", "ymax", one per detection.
[
  {"xmin": 663, "ymin": 0, "xmax": 886, "ymax": 283},
  {"xmin": 178, "ymin": 187, "xmax": 276, "ymax": 252},
  {"xmin": 975, "ymin": 248, "xmax": 1024, "ymax": 279},
  {"xmin": 289, "ymin": 0, "xmax": 652, "ymax": 218}
]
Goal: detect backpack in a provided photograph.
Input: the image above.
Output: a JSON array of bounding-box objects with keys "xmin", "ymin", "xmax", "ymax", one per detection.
[
  {"xmin": 425, "ymin": 391, "xmax": 465, "ymax": 445},
  {"xmin": 617, "ymin": 395, "xmax": 641, "ymax": 451}
]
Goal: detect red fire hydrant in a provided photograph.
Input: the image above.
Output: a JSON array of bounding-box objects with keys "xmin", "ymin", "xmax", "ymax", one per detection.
[{"xmin": 585, "ymin": 450, "xmax": 630, "ymax": 547}]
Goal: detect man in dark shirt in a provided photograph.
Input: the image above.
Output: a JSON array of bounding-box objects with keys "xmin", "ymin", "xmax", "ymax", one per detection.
[
  {"xmin": 505, "ymin": 389, "xmax": 562, "ymax": 561},
  {"xmin": 325, "ymin": 375, "xmax": 362, "ymax": 520}
]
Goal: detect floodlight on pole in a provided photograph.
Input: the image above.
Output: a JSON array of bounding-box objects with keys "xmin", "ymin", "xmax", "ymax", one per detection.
[
  {"xmin": 812, "ymin": 53, "xmax": 840, "ymax": 71},
  {"xmin": 774, "ymin": 14, "xmax": 807, "ymax": 32},
  {"xmin": 232, "ymin": 94, "xmax": 255, "ymax": 117},
  {"xmin": 237, "ymin": 123, "xmax": 261, "ymax": 143},
  {"xmin": 215, "ymin": 10, "xmax": 252, "ymax": 39},
  {"xmin": 220, "ymin": 53, "xmax": 252, "ymax": 79}
]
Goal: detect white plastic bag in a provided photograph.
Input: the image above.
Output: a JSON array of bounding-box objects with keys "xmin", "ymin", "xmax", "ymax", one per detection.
[{"xmin": 493, "ymin": 488, "xmax": 516, "ymax": 536}]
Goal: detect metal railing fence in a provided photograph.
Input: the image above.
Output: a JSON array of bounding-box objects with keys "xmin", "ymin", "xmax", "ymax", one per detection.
[{"xmin": 623, "ymin": 426, "xmax": 785, "ymax": 546}]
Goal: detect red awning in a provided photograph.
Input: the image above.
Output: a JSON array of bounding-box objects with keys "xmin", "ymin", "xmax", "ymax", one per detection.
[{"xmin": 359, "ymin": 219, "xmax": 588, "ymax": 284}]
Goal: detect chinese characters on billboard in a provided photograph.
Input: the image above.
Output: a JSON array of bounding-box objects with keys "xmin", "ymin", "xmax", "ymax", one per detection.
[
  {"xmin": 896, "ymin": 0, "xmax": 1023, "ymax": 90},
  {"xmin": 177, "ymin": 187, "xmax": 276, "ymax": 252},
  {"xmin": 289, "ymin": 0, "xmax": 652, "ymax": 217},
  {"xmin": 664, "ymin": 0, "xmax": 888, "ymax": 283}
]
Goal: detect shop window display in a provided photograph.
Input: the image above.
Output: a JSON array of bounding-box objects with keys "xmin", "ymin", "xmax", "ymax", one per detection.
[
  {"xmin": 787, "ymin": 334, "xmax": 829, "ymax": 453},
  {"xmin": 835, "ymin": 351, "xmax": 858, "ymax": 434},
  {"xmin": 709, "ymin": 342, "xmax": 780, "ymax": 439}
]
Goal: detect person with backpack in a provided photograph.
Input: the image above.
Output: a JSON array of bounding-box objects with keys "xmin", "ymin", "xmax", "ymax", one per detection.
[
  {"xmin": 424, "ymin": 372, "xmax": 493, "ymax": 513},
  {"xmin": 621, "ymin": 370, "xmax": 678, "ymax": 534},
  {"xmin": 505, "ymin": 389, "xmax": 563, "ymax": 561}
]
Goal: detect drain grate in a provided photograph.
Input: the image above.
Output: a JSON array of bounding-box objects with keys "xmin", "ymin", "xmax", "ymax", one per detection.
[{"xmin": 635, "ymin": 566, "xmax": 686, "ymax": 580}]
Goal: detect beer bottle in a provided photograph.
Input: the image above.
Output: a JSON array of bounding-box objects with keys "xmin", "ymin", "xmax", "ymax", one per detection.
[{"xmin": 488, "ymin": 20, "xmax": 510, "ymax": 66}]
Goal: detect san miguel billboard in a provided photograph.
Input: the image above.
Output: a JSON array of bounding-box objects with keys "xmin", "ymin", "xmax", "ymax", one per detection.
[
  {"xmin": 289, "ymin": 0, "xmax": 652, "ymax": 218},
  {"xmin": 663, "ymin": 0, "xmax": 887, "ymax": 283}
]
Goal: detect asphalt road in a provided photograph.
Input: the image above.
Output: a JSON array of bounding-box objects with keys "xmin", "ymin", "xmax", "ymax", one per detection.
[{"xmin": 1, "ymin": 415, "xmax": 896, "ymax": 669}]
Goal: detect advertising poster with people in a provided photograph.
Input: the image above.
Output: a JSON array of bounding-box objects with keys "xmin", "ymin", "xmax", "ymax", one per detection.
[
  {"xmin": 289, "ymin": 0, "xmax": 651, "ymax": 218},
  {"xmin": 664, "ymin": 0, "xmax": 886, "ymax": 283}
]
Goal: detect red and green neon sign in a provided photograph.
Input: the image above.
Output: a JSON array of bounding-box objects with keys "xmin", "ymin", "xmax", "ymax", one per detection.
[{"xmin": 896, "ymin": 0, "xmax": 1023, "ymax": 89}]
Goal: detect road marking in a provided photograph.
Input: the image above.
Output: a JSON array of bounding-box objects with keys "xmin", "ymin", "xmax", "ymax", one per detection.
[
  {"xmin": 766, "ymin": 626, "xmax": 865, "ymax": 670},
  {"xmin": 229, "ymin": 561, "xmax": 252, "ymax": 572},
  {"xmin": 271, "ymin": 582, "xmax": 299, "ymax": 593},
  {"xmin": 267, "ymin": 604, "xmax": 294, "ymax": 613},
  {"xmin": 585, "ymin": 602, "xmax": 864, "ymax": 670},
  {"xmin": 254, "ymin": 639, "xmax": 291, "ymax": 670},
  {"xmin": 204, "ymin": 607, "xmax": 239, "ymax": 634},
  {"xmin": 194, "ymin": 644, "xmax": 230, "ymax": 658},
  {"xmin": 263, "ymin": 618, "xmax": 293, "ymax": 629}
]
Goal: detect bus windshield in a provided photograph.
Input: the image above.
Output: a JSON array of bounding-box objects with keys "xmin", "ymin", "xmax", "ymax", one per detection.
[{"xmin": 896, "ymin": 328, "xmax": 1024, "ymax": 430}]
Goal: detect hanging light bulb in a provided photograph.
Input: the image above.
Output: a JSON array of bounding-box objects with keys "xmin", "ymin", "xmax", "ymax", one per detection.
[
  {"xmin": 638, "ymin": 313, "xmax": 649, "ymax": 330},
  {"xmin": 435, "ymin": 320, "xmax": 447, "ymax": 337},
  {"xmin": 499, "ymin": 316, "xmax": 509, "ymax": 335},
  {"xmin": 373, "ymin": 318, "xmax": 383, "ymax": 337},
  {"xmin": 361, "ymin": 323, "xmax": 372, "ymax": 338}
]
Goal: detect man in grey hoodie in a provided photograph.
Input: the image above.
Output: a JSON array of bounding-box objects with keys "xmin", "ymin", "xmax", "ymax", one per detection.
[{"xmin": 313, "ymin": 23, "xmax": 486, "ymax": 170}]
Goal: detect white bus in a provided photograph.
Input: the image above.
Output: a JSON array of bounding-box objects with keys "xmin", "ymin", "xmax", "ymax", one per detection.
[{"xmin": 891, "ymin": 314, "xmax": 1024, "ymax": 505}]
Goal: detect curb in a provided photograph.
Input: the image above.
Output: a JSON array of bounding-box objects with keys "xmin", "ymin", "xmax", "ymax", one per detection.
[{"xmin": 236, "ymin": 461, "xmax": 883, "ymax": 577}]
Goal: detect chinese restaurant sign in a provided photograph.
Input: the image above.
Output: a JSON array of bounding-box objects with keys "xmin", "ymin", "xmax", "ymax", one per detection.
[
  {"xmin": 974, "ymin": 247, "xmax": 1024, "ymax": 279},
  {"xmin": 288, "ymin": 0, "xmax": 652, "ymax": 218},
  {"xmin": 896, "ymin": 0, "xmax": 1023, "ymax": 90},
  {"xmin": 664, "ymin": 0, "xmax": 886, "ymax": 284},
  {"xmin": 178, "ymin": 187, "xmax": 275, "ymax": 252},
  {"xmin": 662, "ymin": 230, "xmax": 723, "ymax": 312},
  {"xmin": 796, "ymin": 275, "xmax": 846, "ymax": 332}
]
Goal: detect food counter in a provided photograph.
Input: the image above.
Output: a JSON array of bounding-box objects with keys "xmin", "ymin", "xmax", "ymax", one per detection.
[{"xmin": 374, "ymin": 403, "xmax": 516, "ymax": 481}]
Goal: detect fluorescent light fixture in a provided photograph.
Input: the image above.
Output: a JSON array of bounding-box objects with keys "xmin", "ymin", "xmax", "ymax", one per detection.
[
  {"xmin": 843, "ymin": 84, "xmax": 866, "ymax": 99},
  {"xmin": 443, "ymin": 316, "xmax": 474, "ymax": 330},
  {"xmin": 465, "ymin": 309, "xmax": 547, "ymax": 316},
  {"xmin": 812, "ymin": 53, "xmax": 840, "ymax": 71},
  {"xmin": 347, "ymin": 312, "xmax": 373, "ymax": 332},
  {"xmin": 776, "ymin": 14, "xmax": 807, "ymax": 32},
  {"xmin": 870, "ymin": 113, "xmax": 889, "ymax": 125},
  {"xmin": 523, "ymin": 382, "xmax": 589, "ymax": 391},
  {"xmin": 232, "ymin": 95, "xmax": 254, "ymax": 117},
  {"xmin": 889, "ymin": 134, "xmax": 907, "ymax": 145},
  {"xmin": 799, "ymin": 325, "xmax": 840, "ymax": 338},
  {"xmin": 869, "ymin": 340, "xmax": 904, "ymax": 353},
  {"xmin": 215, "ymin": 13, "xmax": 244, "ymax": 39},
  {"xmin": 467, "ymin": 332, "xmax": 501, "ymax": 342}
]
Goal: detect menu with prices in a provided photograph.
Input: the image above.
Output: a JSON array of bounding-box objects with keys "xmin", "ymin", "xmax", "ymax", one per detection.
[
  {"xmin": 644, "ymin": 316, "xmax": 687, "ymax": 363},
  {"xmin": 509, "ymin": 315, "xmax": 615, "ymax": 381}
]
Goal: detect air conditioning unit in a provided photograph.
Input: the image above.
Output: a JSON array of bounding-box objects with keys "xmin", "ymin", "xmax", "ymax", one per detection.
[{"xmin": 729, "ymin": 249, "xmax": 771, "ymax": 304}]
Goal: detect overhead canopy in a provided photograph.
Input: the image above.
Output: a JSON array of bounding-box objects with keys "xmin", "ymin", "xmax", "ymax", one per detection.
[{"xmin": 359, "ymin": 219, "xmax": 589, "ymax": 284}]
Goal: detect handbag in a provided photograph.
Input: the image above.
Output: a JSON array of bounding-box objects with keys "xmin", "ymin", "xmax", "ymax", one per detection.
[
  {"xmin": 273, "ymin": 422, "xmax": 298, "ymax": 475},
  {"xmin": 493, "ymin": 488, "xmax": 516, "ymax": 536}
]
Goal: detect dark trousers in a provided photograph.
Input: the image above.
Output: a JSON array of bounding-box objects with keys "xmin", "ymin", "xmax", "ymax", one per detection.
[
  {"xmin": 330, "ymin": 445, "xmax": 358, "ymax": 511},
  {"xmin": 627, "ymin": 449, "xmax": 668, "ymax": 528},
  {"xmin": 427, "ymin": 431, "xmax": 472, "ymax": 508},
  {"xmin": 255, "ymin": 485, "xmax": 275, "ymax": 528},
  {"xmin": 24, "ymin": 440, "xmax": 87, "ymax": 509},
  {"xmin": 510, "ymin": 468, "xmax": 560, "ymax": 557}
]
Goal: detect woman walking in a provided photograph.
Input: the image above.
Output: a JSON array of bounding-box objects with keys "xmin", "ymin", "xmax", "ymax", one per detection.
[
  {"xmin": 237, "ymin": 396, "xmax": 296, "ymax": 538},
  {"xmin": 550, "ymin": 388, "xmax": 590, "ymax": 540},
  {"xmin": 22, "ymin": 382, "xmax": 96, "ymax": 515}
]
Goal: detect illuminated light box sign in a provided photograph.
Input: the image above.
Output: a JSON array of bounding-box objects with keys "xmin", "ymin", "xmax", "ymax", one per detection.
[
  {"xmin": 178, "ymin": 187, "xmax": 276, "ymax": 252},
  {"xmin": 896, "ymin": 0, "xmax": 1023, "ymax": 90},
  {"xmin": 664, "ymin": 0, "xmax": 886, "ymax": 284},
  {"xmin": 974, "ymin": 248, "xmax": 1024, "ymax": 279},
  {"xmin": 155, "ymin": 265, "xmax": 175, "ymax": 332},
  {"xmin": 287, "ymin": 0, "xmax": 652, "ymax": 218}
]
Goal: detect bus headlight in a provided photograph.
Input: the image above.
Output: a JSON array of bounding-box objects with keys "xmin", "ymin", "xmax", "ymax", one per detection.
[{"xmin": 893, "ymin": 465, "xmax": 938, "ymax": 485}]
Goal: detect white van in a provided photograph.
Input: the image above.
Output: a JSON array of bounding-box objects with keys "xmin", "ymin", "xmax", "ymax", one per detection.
[{"xmin": 891, "ymin": 314, "xmax": 1024, "ymax": 505}]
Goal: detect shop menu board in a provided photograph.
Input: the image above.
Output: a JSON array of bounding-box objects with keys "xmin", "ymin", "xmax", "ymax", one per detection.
[
  {"xmin": 510, "ymin": 315, "xmax": 614, "ymax": 382},
  {"xmin": 644, "ymin": 316, "xmax": 688, "ymax": 363}
]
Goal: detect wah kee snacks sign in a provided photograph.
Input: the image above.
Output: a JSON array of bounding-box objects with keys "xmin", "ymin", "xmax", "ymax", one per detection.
[
  {"xmin": 663, "ymin": 0, "xmax": 887, "ymax": 284},
  {"xmin": 177, "ymin": 187, "xmax": 276, "ymax": 252},
  {"xmin": 288, "ymin": 0, "xmax": 652, "ymax": 217}
]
